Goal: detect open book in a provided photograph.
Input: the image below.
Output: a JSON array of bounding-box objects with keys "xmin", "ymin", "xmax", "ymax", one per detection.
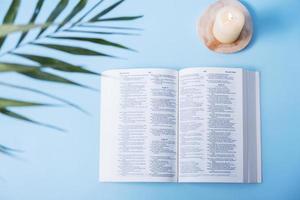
[{"xmin": 99, "ymin": 67, "xmax": 261, "ymax": 183}]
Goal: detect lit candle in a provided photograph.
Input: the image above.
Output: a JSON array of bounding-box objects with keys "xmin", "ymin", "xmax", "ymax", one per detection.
[{"xmin": 212, "ymin": 6, "xmax": 245, "ymax": 44}]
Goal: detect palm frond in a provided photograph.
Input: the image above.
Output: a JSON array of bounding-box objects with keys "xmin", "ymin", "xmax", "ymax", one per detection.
[
  {"xmin": 0, "ymin": 0, "xmax": 142, "ymax": 132},
  {"xmin": 0, "ymin": 0, "xmax": 21, "ymax": 48},
  {"xmin": 20, "ymin": 70, "xmax": 94, "ymax": 89},
  {"xmin": 0, "ymin": 108, "xmax": 65, "ymax": 131},
  {"xmin": 31, "ymin": 42, "xmax": 116, "ymax": 57},
  {"xmin": 73, "ymin": 0, "xmax": 104, "ymax": 24},
  {"xmin": 0, "ymin": 23, "xmax": 51, "ymax": 38},
  {"xmin": 35, "ymin": 0, "xmax": 69, "ymax": 38},
  {"xmin": 55, "ymin": 0, "xmax": 88, "ymax": 31},
  {"xmin": 0, "ymin": 98, "xmax": 47, "ymax": 108},
  {"xmin": 93, "ymin": 15, "xmax": 143, "ymax": 22},
  {"xmin": 78, "ymin": 24, "xmax": 142, "ymax": 30},
  {"xmin": 47, "ymin": 35, "xmax": 133, "ymax": 51},
  {"xmin": 12, "ymin": 53, "xmax": 99, "ymax": 75},
  {"xmin": 16, "ymin": 0, "xmax": 44, "ymax": 46},
  {"xmin": 64, "ymin": 29, "xmax": 140, "ymax": 36},
  {"xmin": 0, "ymin": 62, "xmax": 94, "ymax": 89},
  {"xmin": 0, "ymin": 81, "xmax": 88, "ymax": 113},
  {"xmin": 0, "ymin": 99, "xmax": 63, "ymax": 131},
  {"xmin": 90, "ymin": 0, "xmax": 124, "ymax": 21}
]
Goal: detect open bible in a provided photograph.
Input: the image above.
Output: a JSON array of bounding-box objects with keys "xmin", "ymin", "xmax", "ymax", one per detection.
[{"xmin": 99, "ymin": 67, "xmax": 261, "ymax": 183}]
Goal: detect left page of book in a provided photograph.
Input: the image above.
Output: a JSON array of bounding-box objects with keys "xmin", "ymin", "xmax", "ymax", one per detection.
[{"xmin": 99, "ymin": 68, "xmax": 178, "ymax": 182}]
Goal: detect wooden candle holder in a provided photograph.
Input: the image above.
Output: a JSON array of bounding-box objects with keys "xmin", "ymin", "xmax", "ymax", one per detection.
[{"xmin": 198, "ymin": 0, "xmax": 253, "ymax": 53}]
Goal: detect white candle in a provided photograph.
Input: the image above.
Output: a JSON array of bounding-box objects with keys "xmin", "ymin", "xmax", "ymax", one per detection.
[{"xmin": 212, "ymin": 6, "xmax": 245, "ymax": 44}]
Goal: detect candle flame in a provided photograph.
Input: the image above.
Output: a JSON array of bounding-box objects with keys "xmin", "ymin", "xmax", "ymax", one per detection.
[{"xmin": 227, "ymin": 12, "xmax": 233, "ymax": 21}]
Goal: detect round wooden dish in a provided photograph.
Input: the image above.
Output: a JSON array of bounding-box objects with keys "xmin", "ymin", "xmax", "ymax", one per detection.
[{"xmin": 198, "ymin": 0, "xmax": 253, "ymax": 54}]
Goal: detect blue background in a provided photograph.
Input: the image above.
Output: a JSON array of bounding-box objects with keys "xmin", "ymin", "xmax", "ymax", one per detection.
[{"xmin": 1, "ymin": 0, "xmax": 300, "ymax": 199}]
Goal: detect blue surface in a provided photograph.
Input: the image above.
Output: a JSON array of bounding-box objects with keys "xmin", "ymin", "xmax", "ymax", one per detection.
[{"xmin": 1, "ymin": 0, "xmax": 300, "ymax": 199}]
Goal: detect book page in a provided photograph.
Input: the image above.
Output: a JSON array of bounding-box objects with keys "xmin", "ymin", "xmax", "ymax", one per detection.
[
  {"xmin": 178, "ymin": 67, "xmax": 244, "ymax": 183},
  {"xmin": 99, "ymin": 68, "xmax": 178, "ymax": 182}
]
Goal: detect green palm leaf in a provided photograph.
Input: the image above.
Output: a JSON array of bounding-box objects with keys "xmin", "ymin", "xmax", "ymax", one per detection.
[
  {"xmin": 35, "ymin": 0, "xmax": 69, "ymax": 38},
  {"xmin": 47, "ymin": 35, "xmax": 132, "ymax": 50},
  {"xmin": 31, "ymin": 42, "xmax": 116, "ymax": 57},
  {"xmin": 94, "ymin": 15, "xmax": 143, "ymax": 22},
  {"xmin": 0, "ymin": 81, "xmax": 88, "ymax": 113},
  {"xmin": 0, "ymin": 62, "xmax": 38, "ymax": 72},
  {"xmin": 12, "ymin": 53, "xmax": 99, "ymax": 75},
  {"xmin": 0, "ymin": 97, "xmax": 62, "ymax": 132},
  {"xmin": 0, "ymin": 23, "xmax": 53, "ymax": 38},
  {"xmin": 0, "ymin": 98, "xmax": 46, "ymax": 108},
  {"xmin": 15, "ymin": 0, "xmax": 44, "ymax": 46},
  {"xmin": 90, "ymin": 0, "xmax": 124, "ymax": 21},
  {"xmin": 74, "ymin": 0, "xmax": 104, "ymax": 24},
  {"xmin": 64, "ymin": 29, "xmax": 140, "ymax": 35},
  {"xmin": 55, "ymin": 0, "xmax": 88, "ymax": 31},
  {"xmin": 79, "ymin": 24, "xmax": 142, "ymax": 30},
  {"xmin": 0, "ymin": 0, "xmax": 21, "ymax": 48},
  {"xmin": 20, "ymin": 70, "xmax": 94, "ymax": 89},
  {"xmin": 0, "ymin": 108, "xmax": 65, "ymax": 131},
  {"xmin": 0, "ymin": 62, "xmax": 93, "ymax": 89}
]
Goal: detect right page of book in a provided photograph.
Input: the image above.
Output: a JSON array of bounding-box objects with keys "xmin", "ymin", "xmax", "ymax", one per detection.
[{"xmin": 178, "ymin": 67, "xmax": 244, "ymax": 183}]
